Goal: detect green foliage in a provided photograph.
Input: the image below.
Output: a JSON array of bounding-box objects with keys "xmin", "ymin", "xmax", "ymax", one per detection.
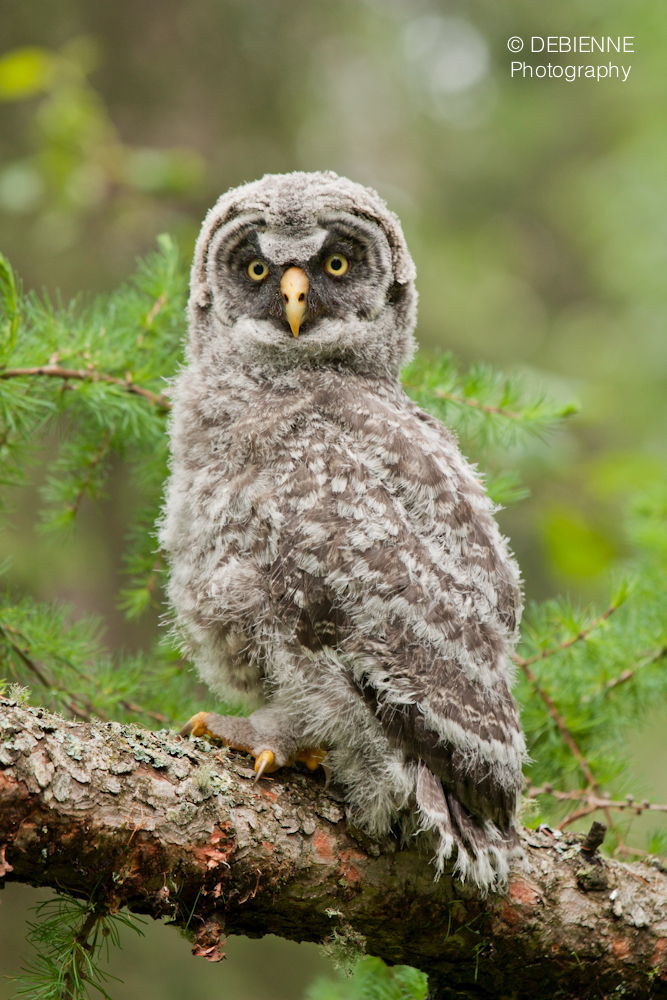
[
  {"xmin": 0, "ymin": 252, "xmax": 20, "ymax": 362},
  {"xmin": 402, "ymin": 352, "xmax": 578, "ymax": 505},
  {"xmin": 306, "ymin": 957, "xmax": 427, "ymax": 1000},
  {"xmin": 517, "ymin": 482, "xmax": 667, "ymax": 845},
  {"xmin": 0, "ymin": 590, "xmax": 220, "ymax": 726},
  {"xmin": 13, "ymin": 894, "xmax": 143, "ymax": 1000},
  {"xmin": 402, "ymin": 352, "xmax": 579, "ymax": 450},
  {"xmin": 0, "ymin": 234, "xmax": 183, "ymax": 609}
]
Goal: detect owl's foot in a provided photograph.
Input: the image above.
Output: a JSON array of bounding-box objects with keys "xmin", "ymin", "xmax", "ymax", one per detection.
[
  {"xmin": 179, "ymin": 711, "xmax": 329, "ymax": 784},
  {"xmin": 295, "ymin": 747, "xmax": 328, "ymax": 771},
  {"xmin": 251, "ymin": 748, "xmax": 331, "ymax": 784}
]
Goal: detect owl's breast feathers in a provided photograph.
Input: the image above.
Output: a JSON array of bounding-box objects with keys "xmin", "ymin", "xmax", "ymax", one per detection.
[{"xmin": 171, "ymin": 365, "xmax": 524, "ymax": 826}]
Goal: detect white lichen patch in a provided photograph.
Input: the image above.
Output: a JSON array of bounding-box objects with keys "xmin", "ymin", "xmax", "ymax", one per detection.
[{"xmin": 29, "ymin": 748, "xmax": 55, "ymax": 788}]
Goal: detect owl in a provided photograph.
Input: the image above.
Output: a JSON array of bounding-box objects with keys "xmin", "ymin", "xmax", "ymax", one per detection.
[{"xmin": 160, "ymin": 171, "xmax": 526, "ymax": 891}]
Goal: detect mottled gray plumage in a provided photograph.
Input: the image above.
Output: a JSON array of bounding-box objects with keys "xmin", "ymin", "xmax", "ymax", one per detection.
[{"xmin": 160, "ymin": 171, "xmax": 526, "ymax": 891}]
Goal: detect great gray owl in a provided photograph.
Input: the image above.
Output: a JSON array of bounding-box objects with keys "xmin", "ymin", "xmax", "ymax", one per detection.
[{"xmin": 160, "ymin": 170, "xmax": 525, "ymax": 891}]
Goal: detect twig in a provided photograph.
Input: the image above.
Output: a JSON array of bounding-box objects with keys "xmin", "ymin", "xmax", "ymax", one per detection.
[
  {"xmin": 602, "ymin": 646, "xmax": 667, "ymax": 698},
  {"xmin": 515, "ymin": 656, "xmax": 601, "ymax": 795},
  {"xmin": 429, "ymin": 389, "xmax": 523, "ymax": 420},
  {"xmin": 602, "ymin": 669, "xmax": 635, "ymax": 695},
  {"xmin": 145, "ymin": 294, "xmax": 166, "ymax": 327},
  {"xmin": 513, "ymin": 603, "xmax": 621, "ymax": 829},
  {"xmin": 66, "ymin": 432, "xmax": 112, "ymax": 516},
  {"xmin": 402, "ymin": 381, "xmax": 524, "ymax": 420},
  {"xmin": 62, "ymin": 907, "xmax": 101, "ymax": 1000},
  {"xmin": 614, "ymin": 859, "xmax": 651, "ymax": 883},
  {"xmin": 0, "ymin": 364, "xmax": 171, "ymax": 410},
  {"xmin": 581, "ymin": 820, "xmax": 607, "ymax": 855},
  {"xmin": 514, "ymin": 602, "xmax": 619, "ymax": 670},
  {"xmin": 141, "ymin": 553, "xmax": 164, "ymax": 610},
  {"xmin": 527, "ymin": 784, "xmax": 667, "ymax": 826},
  {"xmin": 614, "ymin": 845, "xmax": 652, "ymax": 862},
  {"xmin": 0, "ymin": 621, "xmax": 51, "ymax": 689}
]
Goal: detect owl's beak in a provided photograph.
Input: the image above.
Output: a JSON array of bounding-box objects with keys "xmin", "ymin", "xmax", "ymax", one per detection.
[{"xmin": 280, "ymin": 267, "xmax": 309, "ymax": 337}]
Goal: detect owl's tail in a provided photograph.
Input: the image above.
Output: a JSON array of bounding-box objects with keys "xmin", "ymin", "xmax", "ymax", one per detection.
[{"xmin": 415, "ymin": 763, "xmax": 521, "ymax": 893}]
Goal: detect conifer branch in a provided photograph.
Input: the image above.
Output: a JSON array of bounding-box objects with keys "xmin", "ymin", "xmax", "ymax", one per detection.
[
  {"xmin": 0, "ymin": 607, "xmax": 181, "ymax": 727},
  {"xmin": 61, "ymin": 908, "xmax": 102, "ymax": 1000},
  {"xmin": 0, "ymin": 620, "xmax": 52, "ymax": 689},
  {"xmin": 66, "ymin": 432, "xmax": 113, "ymax": 517},
  {"xmin": 517, "ymin": 656, "xmax": 604, "ymax": 795},
  {"xmin": 514, "ymin": 601, "xmax": 624, "ymax": 833},
  {"xmin": 0, "ymin": 614, "xmax": 101, "ymax": 721},
  {"xmin": 14, "ymin": 888, "xmax": 144, "ymax": 999},
  {"xmin": 401, "ymin": 352, "xmax": 579, "ymax": 451},
  {"xmin": 0, "ymin": 364, "xmax": 171, "ymax": 410},
  {"xmin": 601, "ymin": 645, "xmax": 667, "ymax": 698},
  {"xmin": 404, "ymin": 385, "xmax": 523, "ymax": 420},
  {"xmin": 513, "ymin": 601, "xmax": 619, "ymax": 669},
  {"xmin": 144, "ymin": 293, "xmax": 166, "ymax": 328}
]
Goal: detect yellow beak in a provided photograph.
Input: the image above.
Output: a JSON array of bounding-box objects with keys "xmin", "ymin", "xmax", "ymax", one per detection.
[{"xmin": 280, "ymin": 266, "xmax": 309, "ymax": 337}]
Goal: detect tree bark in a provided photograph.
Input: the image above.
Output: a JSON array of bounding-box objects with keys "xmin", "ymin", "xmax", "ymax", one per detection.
[{"xmin": 1, "ymin": 696, "xmax": 666, "ymax": 998}]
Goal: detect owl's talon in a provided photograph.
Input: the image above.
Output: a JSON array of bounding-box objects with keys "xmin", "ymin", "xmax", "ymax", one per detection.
[
  {"xmin": 254, "ymin": 750, "xmax": 276, "ymax": 782},
  {"xmin": 296, "ymin": 747, "xmax": 328, "ymax": 771},
  {"xmin": 296, "ymin": 748, "xmax": 331, "ymax": 786},
  {"xmin": 179, "ymin": 711, "xmax": 212, "ymax": 738}
]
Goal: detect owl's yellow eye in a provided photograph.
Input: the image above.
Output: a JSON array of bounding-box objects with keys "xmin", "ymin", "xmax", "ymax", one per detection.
[
  {"xmin": 247, "ymin": 259, "xmax": 269, "ymax": 282},
  {"xmin": 323, "ymin": 254, "xmax": 349, "ymax": 277}
]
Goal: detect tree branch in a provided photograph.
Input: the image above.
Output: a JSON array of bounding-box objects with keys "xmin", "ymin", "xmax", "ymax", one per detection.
[
  {"xmin": 0, "ymin": 365, "xmax": 171, "ymax": 410},
  {"xmin": 1, "ymin": 697, "xmax": 667, "ymax": 999}
]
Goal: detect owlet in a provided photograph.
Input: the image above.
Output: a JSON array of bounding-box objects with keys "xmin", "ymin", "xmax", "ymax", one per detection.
[{"xmin": 160, "ymin": 171, "xmax": 525, "ymax": 891}]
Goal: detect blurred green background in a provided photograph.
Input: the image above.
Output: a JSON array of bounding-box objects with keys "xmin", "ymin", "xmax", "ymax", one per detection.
[{"xmin": 0, "ymin": 0, "xmax": 665, "ymax": 996}]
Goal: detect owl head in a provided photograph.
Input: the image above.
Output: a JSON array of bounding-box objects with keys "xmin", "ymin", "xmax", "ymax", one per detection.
[{"xmin": 188, "ymin": 171, "xmax": 418, "ymax": 377}]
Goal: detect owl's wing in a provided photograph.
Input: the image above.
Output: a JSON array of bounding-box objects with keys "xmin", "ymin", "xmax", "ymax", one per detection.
[
  {"xmin": 268, "ymin": 373, "xmax": 524, "ymax": 831},
  {"xmin": 280, "ymin": 566, "xmax": 521, "ymax": 830}
]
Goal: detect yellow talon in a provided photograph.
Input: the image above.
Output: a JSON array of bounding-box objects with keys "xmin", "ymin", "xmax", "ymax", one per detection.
[
  {"xmin": 254, "ymin": 750, "xmax": 277, "ymax": 782},
  {"xmin": 179, "ymin": 711, "xmax": 211, "ymax": 738},
  {"xmin": 296, "ymin": 747, "xmax": 328, "ymax": 771}
]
